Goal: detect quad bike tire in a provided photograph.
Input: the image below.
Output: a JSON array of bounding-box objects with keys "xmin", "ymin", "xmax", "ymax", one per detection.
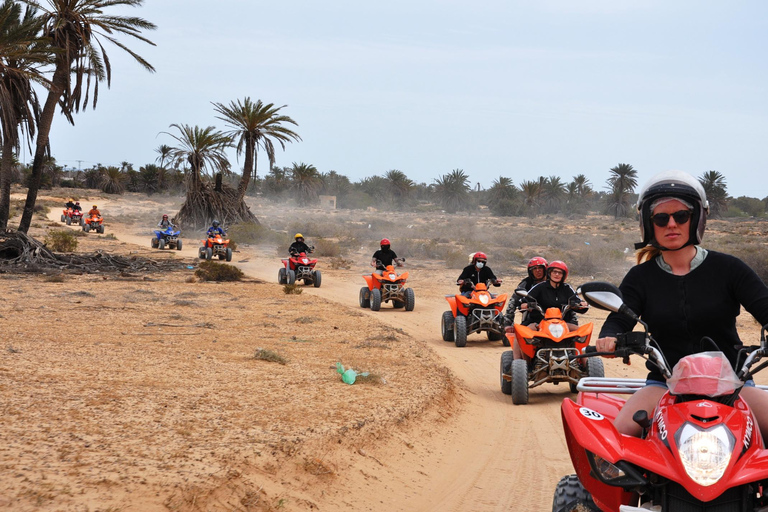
[
  {"xmin": 486, "ymin": 328, "xmax": 503, "ymax": 341},
  {"xmin": 83, "ymin": 224, "xmax": 90, "ymax": 233},
  {"xmin": 158, "ymin": 239, "xmax": 165, "ymax": 250},
  {"xmin": 176, "ymin": 239, "xmax": 183, "ymax": 250},
  {"xmin": 226, "ymin": 248, "xmax": 232, "ymax": 262},
  {"xmin": 441, "ymin": 311, "xmax": 455, "ymax": 341},
  {"xmin": 79, "ymin": 218, "xmax": 84, "ymax": 226},
  {"xmin": 98, "ymin": 225, "xmax": 104, "ymax": 234},
  {"xmin": 500, "ymin": 351, "xmax": 514, "ymax": 395},
  {"xmin": 552, "ymin": 474, "xmax": 597, "ymax": 512},
  {"xmin": 359, "ymin": 287, "xmax": 370, "ymax": 308},
  {"xmin": 151, "ymin": 238, "xmax": 158, "ymax": 248},
  {"xmin": 454, "ymin": 315, "xmax": 467, "ymax": 347},
  {"xmin": 313, "ymin": 270, "xmax": 322, "ymax": 288},
  {"xmin": 198, "ymin": 248, "xmax": 205, "ymax": 259},
  {"xmin": 286, "ymin": 269, "xmax": 296, "ymax": 284},
  {"xmin": 278, "ymin": 268, "xmax": 287, "ymax": 284},
  {"xmin": 392, "ymin": 300, "xmax": 405, "ymax": 309},
  {"xmin": 571, "ymin": 357, "xmax": 606, "ymax": 393},
  {"xmin": 511, "ymin": 359, "xmax": 529, "ymax": 405},
  {"xmin": 205, "ymin": 247, "xmax": 213, "ymax": 260},
  {"xmin": 501, "ymin": 329, "xmax": 511, "ymax": 347},
  {"xmin": 61, "ymin": 214, "xmax": 65, "ymax": 222},
  {"xmin": 404, "ymin": 288, "xmax": 415, "ymax": 311},
  {"xmin": 65, "ymin": 217, "xmax": 71, "ymax": 225},
  {"xmin": 370, "ymin": 288, "xmax": 382, "ymax": 311}
]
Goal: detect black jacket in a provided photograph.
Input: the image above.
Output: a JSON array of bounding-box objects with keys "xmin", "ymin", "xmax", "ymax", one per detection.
[
  {"xmin": 372, "ymin": 248, "xmax": 398, "ymax": 269},
  {"xmin": 290, "ymin": 241, "xmax": 312, "ymax": 255},
  {"xmin": 600, "ymin": 251, "xmax": 768, "ymax": 382},
  {"xmin": 457, "ymin": 264, "xmax": 499, "ymax": 292},
  {"xmin": 524, "ymin": 281, "xmax": 585, "ymax": 325}
]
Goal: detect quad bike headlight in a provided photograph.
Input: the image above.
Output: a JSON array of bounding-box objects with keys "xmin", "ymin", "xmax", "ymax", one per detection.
[
  {"xmin": 586, "ymin": 451, "xmax": 646, "ymax": 488},
  {"xmin": 547, "ymin": 323, "xmax": 565, "ymax": 338},
  {"xmin": 479, "ymin": 293, "xmax": 490, "ymax": 305},
  {"xmin": 592, "ymin": 454, "xmax": 626, "ymax": 481},
  {"xmin": 676, "ymin": 423, "xmax": 734, "ymax": 486},
  {"xmin": 389, "ymin": 273, "xmax": 397, "ymax": 280}
]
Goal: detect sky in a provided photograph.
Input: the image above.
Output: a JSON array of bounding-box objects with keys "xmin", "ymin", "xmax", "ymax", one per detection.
[{"xmin": 30, "ymin": 0, "xmax": 768, "ymax": 199}]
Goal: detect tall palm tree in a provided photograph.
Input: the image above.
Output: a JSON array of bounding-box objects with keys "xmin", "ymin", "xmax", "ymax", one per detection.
[
  {"xmin": 164, "ymin": 123, "xmax": 238, "ymax": 228},
  {"xmin": 384, "ymin": 169, "xmax": 414, "ymax": 207},
  {"xmin": 433, "ymin": 169, "xmax": 470, "ymax": 213},
  {"xmin": 571, "ymin": 174, "xmax": 592, "ymax": 198},
  {"xmin": 605, "ymin": 163, "xmax": 638, "ymax": 218},
  {"xmin": 213, "ymin": 97, "xmax": 301, "ymax": 201},
  {"xmin": 290, "ymin": 162, "xmax": 322, "ymax": 204},
  {"xmin": 18, "ymin": 0, "xmax": 156, "ymax": 233},
  {"xmin": 0, "ymin": 0, "xmax": 49, "ymax": 229},
  {"xmin": 154, "ymin": 144, "xmax": 172, "ymax": 169},
  {"xmin": 519, "ymin": 180, "xmax": 542, "ymax": 216},
  {"xmin": 487, "ymin": 176, "xmax": 517, "ymax": 203},
  {"xmin": 699, "ymin": 170, "xmax": 728, "ymax": 218},
  {"xmin": 542, "ymin": 175, "xmax": 566, "ymax": 213}
]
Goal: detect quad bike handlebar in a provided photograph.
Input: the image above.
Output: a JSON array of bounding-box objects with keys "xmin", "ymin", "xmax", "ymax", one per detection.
[{"xmin": 373, "ymin": 257, "xmax": 405, "ymax": 268}]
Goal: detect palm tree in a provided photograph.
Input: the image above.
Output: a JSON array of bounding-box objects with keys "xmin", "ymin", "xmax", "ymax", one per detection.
[
  {"xmin": 100, "ymin": 166, "xmax": 124, "ymax": 194},
  {"xmin": 433, "ymin": 169, "xmax": 470, "ymax": 213},
  {"xmin": 0, "ymin": 0, "xmax": 49, "ymax": 229},
  {"xmin": 163, "ymin": 124, "xmax": 248, "ymax": 228},
  {"xmin": 542, "ymin": 175, "xmax": 566, "ymax": 213},
  {"xmin": 699, "ymin": 170, "xmax": 728, "ymax": 218},
  {"xmin": 605, "ymin": 163, "xmax": 638, "ymax": 218},
  {"xmin": 290, "ymin": 162, "xmax": 322, "ymax": 204},
  {"xmin": 519, "ymin": 180, "xmax": 542, "ymax": 216},
  {"xmin": 154, "ymin": 144, "xmax": 172, "ymax": 169},
  {"xmin": 18, "ymin": 0, "xmax": 156, "ymax": 233},
  {"xmin": 384, "ymin": 169, "xmax": 414, "ymax": 207},
  {"xmin": 213, "ymin": 97, "xmax": 301, "ymax": 201}
]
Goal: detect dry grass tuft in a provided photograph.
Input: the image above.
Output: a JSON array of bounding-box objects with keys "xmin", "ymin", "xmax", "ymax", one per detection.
[
  {"xmin": 254, "ymin": 347, "xmax": 288, "ymax": 365},
  {"xmin": 195, "ymin": 261, "xmax": 244, "ymax": 282},
  {"xmin": 282, "ymin": 283, "xmax": 303, "ymax": 294},
  {"xmin": 44, "ymin": 230, "xmax": 78, "ymax": 252}
]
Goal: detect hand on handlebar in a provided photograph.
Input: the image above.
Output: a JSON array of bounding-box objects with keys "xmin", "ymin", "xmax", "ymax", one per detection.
[
  {"xmin": 595, "ymin": 336, "xmax": 617, "ymax": 357},
  {"xmin": 493, "ymin": 279, "xmax": 502, "ymax": 286}
]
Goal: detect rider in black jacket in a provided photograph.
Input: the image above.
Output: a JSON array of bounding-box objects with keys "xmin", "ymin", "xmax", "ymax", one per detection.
[
  {"xmin": 289, "ymin": 233, "xmax": 313, "ymax": 255},
  {"xmin": 457, "ymin": 252, "xmax": 502, "ymax": 296},
  {"xmin": 505, "ymin": 256, "xmax": 548, "ymax": 326},
  {"xmin": 522, "ymin": 260, "xmax": 587, "ymax": 327}
]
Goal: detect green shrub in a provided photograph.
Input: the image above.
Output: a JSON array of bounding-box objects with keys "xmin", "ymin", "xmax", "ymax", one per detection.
[
  {"xmin": 45, "ymin": 230, "xmax": 78, "ymax": 252},
  {"xmin": 313, "ymin": 238, "xmax": 341, "ymax": 257},
  {"xmin": 283, "ymin": 283, "xmax": 303, "ymax": 294},
  {"xmin": 253, "ymin": 347, "xmax": 288, "ymax": 365},
  {"xmin": 194, "ymin": 261, "xmax": 243, "ymax": 282}
]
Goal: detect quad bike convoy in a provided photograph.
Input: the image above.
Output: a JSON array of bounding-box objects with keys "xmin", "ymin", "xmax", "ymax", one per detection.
[
  {"xmin": 61, "ymin": 208, "xmax": 83, "ymax": 226},
  {"xmin": 359, "ymin": 258, "xmax": 414, "ymax": 311},
  {"xmin": 554, "ymin": 281, "xmax": 768, "ymax": 512},
  {"xmin": 441, "ymin": 281, "xmax": 507, "ymax": 347},
  {"xmin": 151, "ymin": 226, "xmax": 182, "ymax": 250},
  {"xmin": 82, "ymin": 215, "xmax": 104, "ymax": 233},
  {"xmin": 199, "ymin": 234, "xmax": 232, "ymax": 261},
  {"xmin": 500, "ymin": 290, "xmax": 601, "ymax": 404}
]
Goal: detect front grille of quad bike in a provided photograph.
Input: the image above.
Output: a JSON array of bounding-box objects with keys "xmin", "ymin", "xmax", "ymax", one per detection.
[
  {"xmin": 296, "ymin": 265, "xmax": 313, "ymax": 280},
  {"xmin": 381, "ymin": 282, "xmax": 403, "ymax": 300},
  {"xmin": 469, "ymin": 308, "xmax": 502, "ymax": 332},
  {"xmin": 529, "ymin": 347, "xmax": 582, "ymax": 387}
]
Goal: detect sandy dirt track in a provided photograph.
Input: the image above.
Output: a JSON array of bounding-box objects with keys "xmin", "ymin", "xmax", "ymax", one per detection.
[{"xmin": 4, "ymin": 191, "xmax": 765, "ymax": 512}]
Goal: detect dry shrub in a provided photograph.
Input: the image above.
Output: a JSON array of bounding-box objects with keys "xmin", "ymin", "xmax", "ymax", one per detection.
[
  {"xmin": 283, "ymin": 283, "xmax": 303, "ymax": 295},
  {"xmin": 313, "ymin": 238, "xmax": 341, "ymax": 257},
  {"xmin": 44, "ymin": 274, "xmax": 66, "ymax": 283},
  {"xmin": 228, "ymin": 222, "xmax": 289, "ymax": 246},
  {"xmin": 194, "ymin": 261, "xmax": 243, "ymax": 282},
  {"xmin": 254, "ymin": 347, "xmax": 288, "ymax": 365},
  {"xmin": 329, "ymin": 257, "xmax": 352, "ymax": 270},
  {"xmin": 44, "ymin": 230, "xmax": 78, "ymax": 252}
]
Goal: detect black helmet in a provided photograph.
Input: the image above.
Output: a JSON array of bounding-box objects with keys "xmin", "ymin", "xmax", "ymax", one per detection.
[
  {"xmin": 212, "ymin": 220, "xmax": 220, "ymax": 227},
  {"xmin": 635, "ymin": 170, "xmax": 709, "ymax": 250}
]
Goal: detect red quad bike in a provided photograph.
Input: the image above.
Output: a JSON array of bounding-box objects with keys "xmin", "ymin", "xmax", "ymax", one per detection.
[
  {"xmin": 279, "ymin": 250, "xmax": 321, "ymax": 287},
  {"xmin": 199, "ymin": 234, "xmax": 232, "ymax": 261},
  {"xmin": 554, "ymin": 281, "xmax": 768, "ymax": 512},
  {"xmin": 359, "ymin": 258, "xmax": 414, "ymax": 312},
  {"xmin": 82, "ymin": 214, "xmax": 104, "ymax": 233},
  {"xmin": 500, "ymin": 291, "xmax": 600, "ymax": 404},
  {"xmin": 441, "ymin": 281, "xmax": 507, "ymax": 348}
]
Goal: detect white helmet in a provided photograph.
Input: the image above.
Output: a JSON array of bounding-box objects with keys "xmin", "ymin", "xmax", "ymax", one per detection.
[{"xmin": 635, "ymin": 170, "xmax": 709, "ymax": 250}]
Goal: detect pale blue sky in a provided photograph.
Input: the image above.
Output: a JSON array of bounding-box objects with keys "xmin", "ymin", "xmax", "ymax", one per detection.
[{"xmin": 36, "ymin": 0, "xmax": 768, "ymax": 198}]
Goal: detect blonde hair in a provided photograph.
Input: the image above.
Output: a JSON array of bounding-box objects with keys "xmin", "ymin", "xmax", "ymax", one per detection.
[{"xmin": 636, "ymin": 246, "xmax": 661, "ymax": 264}]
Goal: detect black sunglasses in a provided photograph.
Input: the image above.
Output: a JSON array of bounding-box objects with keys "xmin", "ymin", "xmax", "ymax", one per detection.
[{"xmin": 651, "ymin": 209, "xmax": 692, "ymax": 227}]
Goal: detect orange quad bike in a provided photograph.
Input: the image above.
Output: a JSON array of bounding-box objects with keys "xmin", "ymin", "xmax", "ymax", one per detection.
[
  {"xmin": 500, "ymin": 292, "xmax": 602, "ymax": 405},
  {"xmin": 82, "ymin": 214, "xmax": 104, "ymax": 233},
  {"xmin": 442, "ymin": 281, "xmax": 507, "ymax": 348},
  {"xmin": 359, "ymin": 258, "xmax": 414, "ymax": 311},
  {"xmin": 199, "ymin": 234, "xmax": 232, "ymax": 261}
]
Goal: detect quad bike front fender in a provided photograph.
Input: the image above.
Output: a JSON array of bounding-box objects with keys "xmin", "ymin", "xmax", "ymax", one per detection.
[
  {"xmin": 513, "ymin": 323, "xmax": 540, "ymax": 360},
  {"xmin": 561, "ymin": 399, "xmax": 643, "ymax": 511},
  {"xmin": 445, "ymin": 296, "xmax": 459, "ymax": 317},
  {"xmin": 281, "ymin": 259, "xmax": 289, "ymax": 269},
  {"xmin": 363, "ymin": 275, "xmax": 377, "ymax": 290}
]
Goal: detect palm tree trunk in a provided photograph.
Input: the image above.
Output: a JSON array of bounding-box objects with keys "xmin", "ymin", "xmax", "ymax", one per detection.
[
  {"xmin": 236, "ymin": 137, "xmax": 255, "ymax": 201},
  {"xmin": 0, "ymin": 137, "xmax": 14, "ymax": 229},
  {"xmin": 18, "ymin": 66, "xmax": 67, "ymax": 233}
]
